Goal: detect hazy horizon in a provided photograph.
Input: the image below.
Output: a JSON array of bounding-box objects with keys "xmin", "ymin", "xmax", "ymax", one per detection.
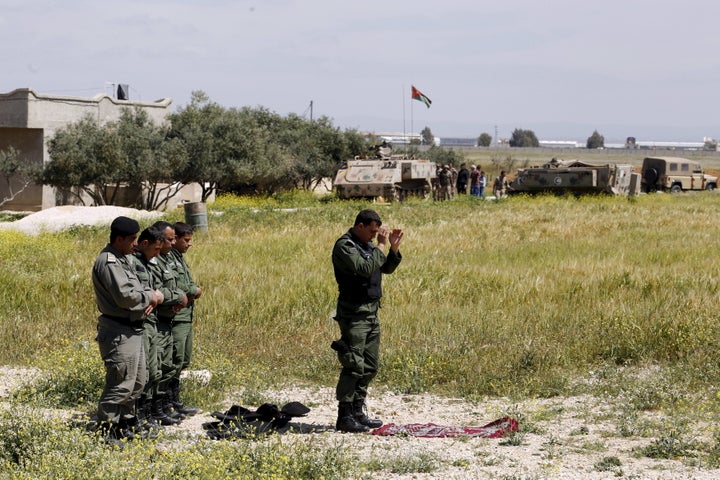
[{"xmin": 4, "ymin": 1, "xmax": 719, "ymax": 145}]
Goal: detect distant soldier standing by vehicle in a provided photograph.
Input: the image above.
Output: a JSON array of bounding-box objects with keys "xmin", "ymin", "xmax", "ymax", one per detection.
[
  {"xmin": 456, "ymin": 163, "xmax": 469, "ymax": 194},
  {"xmin": 493, "ymin": 170, "xmax": 509, "ymax": 199},
  {"xmin": 331, "ymin": 209, "xmax": 403, "ymax": 433},
  {"xmin": 437, "ymin": 165, "xmax": 451, "ymax": 201}
]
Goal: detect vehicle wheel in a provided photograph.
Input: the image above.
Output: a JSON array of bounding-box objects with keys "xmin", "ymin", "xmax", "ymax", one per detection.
[
  {"xmin": 670, "ymin": 184, "xmax": 682, "ymax": 193},
  {"xmin": 706, "ymin": 183, "xmax": 716, "ymax": 191},
  {"xmin": 644, "ymin": 167, "xmax": 658, "ymax": 186}
]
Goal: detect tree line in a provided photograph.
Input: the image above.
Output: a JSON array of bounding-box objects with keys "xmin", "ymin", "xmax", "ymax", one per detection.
[
  {"xmin": 0, "ymin": 89, "xmax": 619, "ymax": 210},
  {"xmin": 2, "ymin": 91, "xmax": 370, "ymax": 210},
  {"xmin": 473, "ymin": 129, "xmax": 607, "ymax": 148}
]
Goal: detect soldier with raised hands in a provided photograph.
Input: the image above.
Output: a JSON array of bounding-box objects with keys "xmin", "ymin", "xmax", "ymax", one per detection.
[{"xmin": 331, "ymin": 209, "xmax": 403, "ymax": 433}]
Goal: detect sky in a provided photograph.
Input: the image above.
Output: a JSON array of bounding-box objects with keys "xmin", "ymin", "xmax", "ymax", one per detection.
[{"xmin": 2, "ymin": 0, "xmax": 720, "ymax": 143}]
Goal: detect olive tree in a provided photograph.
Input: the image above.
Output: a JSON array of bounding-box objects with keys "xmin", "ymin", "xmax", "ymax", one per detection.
[
  {"xmin": 477, "ymin": 133, "xmax": 492, "ymax": 147},
  {"xmin": 168, "ymin": 91, "xmax": 231, "ymax": 201},
  {"xmin": 586, "ymin": 130, "xmax": 605, "ymax": 149},
  {"xmin": 508, "ymin": 128, "xmax": 539, "ymax": 147},
  {"xmin": 421, "ymin": 126, "xmax": 435, "ymax": 145},
  {"xmin": 0, "ymin": 147, "xmax": 40, "ymax": 206},
  {"xmin": 114, "ymin": 108, "xmax": 189, "ymax": 210},
  {"xmin": 41, "ymin": 116, "xmax": 125, "ymax": 205}
]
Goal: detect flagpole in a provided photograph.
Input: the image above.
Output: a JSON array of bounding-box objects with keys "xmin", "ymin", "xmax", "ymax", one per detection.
[{"xmin": 410, "ymin": 87, "xmax": 414, "ymax": 145}]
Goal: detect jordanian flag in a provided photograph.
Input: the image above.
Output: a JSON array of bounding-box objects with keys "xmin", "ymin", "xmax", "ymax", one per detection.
[{"xmin": 411, "ymin": 85, "xmax": 432, "ymax": 108}]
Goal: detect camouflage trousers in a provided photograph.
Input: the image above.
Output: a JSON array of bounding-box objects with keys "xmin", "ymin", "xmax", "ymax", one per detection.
[
  {"xmin": 335, "ymin": 313, "xmax": 380, "ymax": 403},
  {"xmin": 96, "ymin": 316, "xmax": 147, "ymax": 423},
  {"xmin": 156, "ymin": 320, "xmax": 177, "ymax": 397},
  {"xmin": 142, "ymin": 319, "xmax": 160, "ymax": 396},
  {"xmin": 171, "ymin": 321, "xmax": 194, "ymax": 378}
]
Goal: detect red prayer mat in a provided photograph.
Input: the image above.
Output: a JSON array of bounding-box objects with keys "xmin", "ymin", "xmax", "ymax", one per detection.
[{"xmin": 370, "ymin": 416, "xmax": 518, "ymax": 438}]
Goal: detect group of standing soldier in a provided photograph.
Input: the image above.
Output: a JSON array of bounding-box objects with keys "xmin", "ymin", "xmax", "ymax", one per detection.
[
  {"xmin": 91, "ymin": 209, "xmax": 403, "ymax": 441},
  {"xmin": 433, "ymin": 163, "xmax": 488, "ymax": 201},
  {"xmin": 91, "ymin": 216, "xmax": 201, "ymax": 444}
]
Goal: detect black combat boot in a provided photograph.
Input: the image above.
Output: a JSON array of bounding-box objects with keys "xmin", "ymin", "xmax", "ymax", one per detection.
[
  {"xmin": 352, "ymin": 399, "xmax": 383, "ymax": 429},
  {"xmin": 119, "ymin": 415, "xmax": 150, "ymax": 441},
  {"xmin": 136, "ymin": 396, "xmax": 156, "ymax": 427},
  {"xmin": 335, "ymin": 402, "xmax": 370, "ymax": 433},
  {"xmin": 96, "ymin": 421, "xmax": 124, "ymax": 448},
  {"xmin": 163, "ymin": 394, "xmax": 186, "ymax": 421},
  {"xmin": 141, "ymin": 397, "xmax": 162, "ymax": 427},
  {"xmin": 170, "ymin": 379, "xmax": 200, "ymax": 416},
  {"xmin": 151, "ymin": 397, "xmax": 181, "ymax": 426}
]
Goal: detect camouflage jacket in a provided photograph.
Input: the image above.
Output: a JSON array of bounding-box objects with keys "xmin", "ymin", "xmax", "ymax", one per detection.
[
  {"xmin": 168, "ymin": 249, "xmax": 200, "ymax": 323},
  {"xmin": 92, "ymin": 244, "xmax": 153, "ymax": 325}
]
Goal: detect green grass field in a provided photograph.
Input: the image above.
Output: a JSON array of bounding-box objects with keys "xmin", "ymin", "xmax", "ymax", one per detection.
[
  {"xmin": 3, "ymin": 189, "xmax": 720, "ymax": 477},
  {"xmin": 3, "ymin": 190, "xmax": 720, "ymax": 397}
]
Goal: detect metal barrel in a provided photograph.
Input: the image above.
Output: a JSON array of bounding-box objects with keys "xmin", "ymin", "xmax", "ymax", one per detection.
[{"xmin": 183, "ymin": 202, "xmax": 208, "ymax": 232}]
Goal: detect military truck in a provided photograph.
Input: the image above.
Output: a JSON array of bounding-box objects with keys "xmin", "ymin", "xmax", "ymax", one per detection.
[
  {"xmin": 334, "ymin": 144, "xmax": 436, "ymax": 201},
  {"xmin": 640, "ymin": 156, "xmax": 717, "ymax": 193},
  {"xmin": 508, "ymin": 158, "xmax": 638, "ymax": 196}
]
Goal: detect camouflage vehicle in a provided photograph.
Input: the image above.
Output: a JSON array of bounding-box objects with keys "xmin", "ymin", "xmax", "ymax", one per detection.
[
  {"xmin": 508, "ymin": 158, "xmax": 638, "ymax": 196},
  {"xmin": 640, "ymin": 156, "xmax": 717, "ymax": 193},
  {"xmin": 334, "ymin": 144, "xmax": 436, "ymax": 201}
]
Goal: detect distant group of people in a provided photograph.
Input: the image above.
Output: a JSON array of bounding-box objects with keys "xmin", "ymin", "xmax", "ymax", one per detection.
[
  {"xmin": 433, "ymin": 163, "xmax": 511, "ymax": 200},
  {"xmin": 92, "ymin": 217, "xmax": 201, "ymax": 444}
]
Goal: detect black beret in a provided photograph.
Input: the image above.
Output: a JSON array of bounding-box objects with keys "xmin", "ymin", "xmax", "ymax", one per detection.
[{"xmin": 110, "ymin": 216, "xmax": 140, "ymax": 236}]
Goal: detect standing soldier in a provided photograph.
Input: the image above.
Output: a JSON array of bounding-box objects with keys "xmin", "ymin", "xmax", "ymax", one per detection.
[
  {"xmin": 456, "ymin": 163, "xmax": 470, "ymax": 195},
  {"xmin": 331, "ymin": 209, "xmax": 403, "ymax": 432},
  {"xmin": 168, "ymin": 222, "xmax": 202, "ymax": 416},
  {"xmin": 92, "ymin": 216, "xmax": 163, "ymax": 443},
  {"xmin": 493, "ymin": 170, "xmax": 509, "ymax": 199},
  {"xmin": 133, "ymin": 225, "xmax": 182, "ymax": 427},
  {"xmin": 150, "ymin": 221, "xmax": 188, "ymax": 423},
  {"xmin": 448, "ymin": 164, "xmax": 458, "ymax": 199},
  {"xmin": 437, "ymin": 165, "xmax": 451, "ymax": 201}
]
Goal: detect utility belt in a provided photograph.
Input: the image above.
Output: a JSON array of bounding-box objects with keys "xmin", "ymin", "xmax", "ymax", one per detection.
[{"xmin": 100, "ymin": 314, "xmax": 143, "ymax": 328}]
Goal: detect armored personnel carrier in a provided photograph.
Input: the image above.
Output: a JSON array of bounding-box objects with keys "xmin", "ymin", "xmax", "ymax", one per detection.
[
  {"xmin": 334, "ymin": 144, "xmax": 436, "ymax": 201},
  {"xmin": 508, "ymin": 158, "xmax": 639, "ymax": 196}
]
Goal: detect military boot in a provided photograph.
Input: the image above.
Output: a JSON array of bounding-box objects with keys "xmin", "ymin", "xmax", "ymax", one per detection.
[
  {"xmin": 136, "ymin": 396, "xmax": 156, "ymax": 427},
  {"xmin": 96, "ymin": 421, "xmax": 125, "ymax": 448},
  {"xmin": 151, "ymin": 397, "xmax": 181, "ymax": 426},
  {"xmin": 352, "ymin": 399, "xmax": 383, "ymax": 429},
  {"xmin": 163, "ymin": 394, "xmax": 186, "ymax": 421},
  {"xmin": 335, "ymin": 402, "xmax": 370, "ymax": 433},
  {"xmin": 170, "ymin": 379, "xmax": 200, "ymax": 416},
  {"xmin": 141, "ymin": 397, "xmax": 162, "ymax": 428},
  {"xmin": 119, "ymin": 415, "xmax": 150, "ymax": 441}
]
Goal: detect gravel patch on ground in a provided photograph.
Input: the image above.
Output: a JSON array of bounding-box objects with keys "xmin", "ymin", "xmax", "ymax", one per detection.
[{"xmin": 2, "ymin": 365, "xmax": 719, "ymax": 479}]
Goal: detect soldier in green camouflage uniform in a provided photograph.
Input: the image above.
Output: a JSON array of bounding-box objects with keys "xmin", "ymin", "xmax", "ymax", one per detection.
[
  {"xmin": 133, "ymin": 225, "xmax": 181, "ymax": 426},
  {"xmin": 92, "ymin": 217, "xmax": 163, "ymax": 441},
  {"xmin": 332, "ymin": 209, "xmax": 403, "ymax": 432},
  {"xmin": 167, "ymin": 222, "xmax": 202, "ymax": 415},
  {"xmin": 150, "ymin": 221, "xmax": 189, "ymax": 422}
]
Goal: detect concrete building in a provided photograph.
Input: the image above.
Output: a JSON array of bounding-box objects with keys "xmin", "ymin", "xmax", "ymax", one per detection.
[{"xmin": 0, "ymin": 88, "xmax": 175, "ymax": 211}]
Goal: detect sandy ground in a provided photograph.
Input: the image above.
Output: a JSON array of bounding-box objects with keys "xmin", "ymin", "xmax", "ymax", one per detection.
[{"xmin": 1, "ymin": 366, "xmax": 719, "ymax": 479}]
